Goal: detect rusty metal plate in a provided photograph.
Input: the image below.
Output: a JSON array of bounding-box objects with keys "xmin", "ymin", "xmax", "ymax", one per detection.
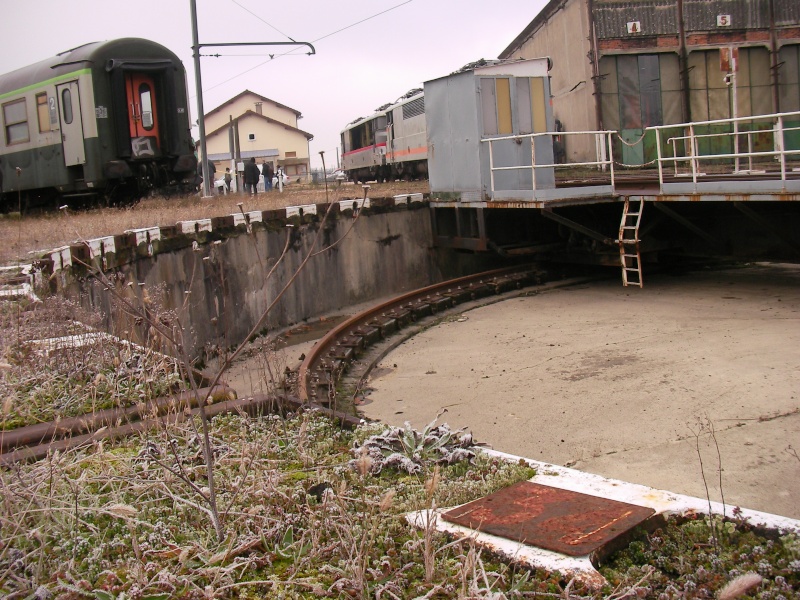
[{"xmin": 442, "ymin": 481, "xmax": 655, "ymax": 557}]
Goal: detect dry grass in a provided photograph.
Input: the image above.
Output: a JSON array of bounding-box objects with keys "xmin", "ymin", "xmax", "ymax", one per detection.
[{"xmin": 0, "ymin": 180, "xmax": 429, "ymax": 266}]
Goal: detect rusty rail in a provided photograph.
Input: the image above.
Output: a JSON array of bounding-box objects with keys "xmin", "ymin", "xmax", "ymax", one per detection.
[
  {"xmin": 298, "ymin": 265, "xmax": 546, "ymax": 404},
  {"xmin": 0, "ymin": 391, "xmax": 362, "ymax": 466}
]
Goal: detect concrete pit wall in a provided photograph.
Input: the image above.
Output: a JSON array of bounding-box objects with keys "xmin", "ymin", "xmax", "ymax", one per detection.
[{"xmin": 46, "ymin": 201, "xmax": 491, "ymax": 359}]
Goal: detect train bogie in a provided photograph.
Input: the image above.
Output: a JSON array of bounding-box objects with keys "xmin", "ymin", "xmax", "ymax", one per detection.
[{"xmin": 0, "ymin": 38, "xmax": 197, "ymax": 211}]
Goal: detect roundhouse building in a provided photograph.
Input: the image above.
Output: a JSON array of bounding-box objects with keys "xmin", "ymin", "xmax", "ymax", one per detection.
[{"xmin": 500, "ymin": 0, "xmax": 800, "ymax": 166}]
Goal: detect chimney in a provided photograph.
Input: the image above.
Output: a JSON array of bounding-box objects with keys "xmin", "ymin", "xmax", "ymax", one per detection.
[{"xmin": 255, "ymin": 102, "xmax": 263, "ymax": 115}]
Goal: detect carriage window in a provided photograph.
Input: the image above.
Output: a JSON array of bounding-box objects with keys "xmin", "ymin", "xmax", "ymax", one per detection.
[
  {"xmin": 3, "ymin": 98, "xmax": 30, "ymax": 144},
  {"xmin": 36, "ymin": 93, "xmax": 51, "ymax": 133},
  {"xmin": 139, "ymin": 83, "xmax": 154, "ymax": 130},
  {"xmin": 61, "ymin": 89, "xmax": 74, "ymax": 125}
]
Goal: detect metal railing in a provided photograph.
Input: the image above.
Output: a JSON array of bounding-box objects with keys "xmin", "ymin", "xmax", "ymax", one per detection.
[
  {"xmin": 651, "ymin": 111, "xmax": 800, "ymax": 188},
  {"xmin": 478, "ymin": 112, "xmax": 800, "ymax": 198},
  {"xmin": 481, "ymin": 130, "xmax": 616, "ymax": 196}
]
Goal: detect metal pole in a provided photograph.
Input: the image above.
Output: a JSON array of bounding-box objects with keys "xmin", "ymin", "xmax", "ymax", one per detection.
[
  {"xmin": 188, "ymin": 4, "xmax": 314, "ymax": 197},
  {"xmin": 228, "ymin": 115, "xmax": 236, "ymax": 193},
  {"xmin": 732, "ymin": 61, "xmax": 740, "ymax": 173},
  {"xmin": 190, "ymin": 0, "xmax": 211, "ymax": 198}
]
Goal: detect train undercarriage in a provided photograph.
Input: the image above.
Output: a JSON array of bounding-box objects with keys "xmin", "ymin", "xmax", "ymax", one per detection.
[{"xmin": 347, "ymin": 159, "xmax": 428, "ymax": 184}]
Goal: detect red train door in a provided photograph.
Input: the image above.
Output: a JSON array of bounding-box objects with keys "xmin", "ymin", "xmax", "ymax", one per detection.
[{"xmin": 125, "ymin": 73, "xmax": 160, "ymax": 157}]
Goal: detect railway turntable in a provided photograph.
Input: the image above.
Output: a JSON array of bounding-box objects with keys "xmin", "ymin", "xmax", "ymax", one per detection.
[{"xmin": 423, "ymin": 59, "xmax": 800, "ymax": 285}]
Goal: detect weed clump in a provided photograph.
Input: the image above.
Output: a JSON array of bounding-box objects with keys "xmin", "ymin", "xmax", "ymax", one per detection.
[{"xmin": 348, "ymin": 416, "xmax": 475, "ymax": 475}]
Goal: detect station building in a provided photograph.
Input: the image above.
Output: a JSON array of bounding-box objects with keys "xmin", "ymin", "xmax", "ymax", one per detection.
[
  {"xmin": 201, "ymin": 90, "xmax": 313, "ymax": 182},
  {"xmin": 499, "ymin": 0, "xmax": 800, "ymax": 166}
]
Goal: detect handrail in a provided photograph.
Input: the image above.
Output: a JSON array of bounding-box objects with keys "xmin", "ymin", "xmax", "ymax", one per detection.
[
  {"xmin": 477, "ymin": 111, "xmax": 800, "ymax": 198},
  {"xmin": 651, "ymin": 111, "xmax": 800, "ymax": 189},
  {"xmin": 481, "ymin": 130, "xmax": 616, "ymax": 198}
]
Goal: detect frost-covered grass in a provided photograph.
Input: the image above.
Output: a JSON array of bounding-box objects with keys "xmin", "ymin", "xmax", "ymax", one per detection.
[
  {"xmin": 2, "ymin": 409, "xmax": 798, "ymax": 599},
  {"xmin": 0, "ymin": 297, "xmax": 186, "ymax": 430},
  {"xmin": 0, "ymin": 411, "xmax": 540, "ymax": 599},
  {"xmin": 1, "ymin": 299, "xmax": 798, "ymax": 599}
]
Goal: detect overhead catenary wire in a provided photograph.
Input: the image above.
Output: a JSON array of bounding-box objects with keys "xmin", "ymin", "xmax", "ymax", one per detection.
[
  {"xmin": 230, "ymin": 0, "xmax": 297, "ymax": 42},
  {"xmin": 196, "ymin": 0, "xmax": 414, "ymax": 95}
]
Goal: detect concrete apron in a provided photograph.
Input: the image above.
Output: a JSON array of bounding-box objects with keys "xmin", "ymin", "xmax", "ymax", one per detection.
[{"xmin": 407, "ymin": 448, "xmax": 800, "ymax": 589}]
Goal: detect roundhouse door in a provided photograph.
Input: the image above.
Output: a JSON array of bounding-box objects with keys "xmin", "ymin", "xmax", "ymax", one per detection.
[
  {"xmin": 125, "ymin": 73, "xmax": 161, "ymax": 157},
  {"xmin": 56, "ymin": 81, "xmax": 86, "ymax": 166}
]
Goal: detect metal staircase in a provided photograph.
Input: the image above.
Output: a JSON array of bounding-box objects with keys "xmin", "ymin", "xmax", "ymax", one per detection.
[{"xmin": 617, "ymin": 198, "xmax": 644, "ymax": 287}]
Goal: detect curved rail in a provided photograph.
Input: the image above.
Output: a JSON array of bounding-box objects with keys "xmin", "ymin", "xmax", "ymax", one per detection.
[{"xmin": 298, "ymin": 265, "xmax": 546, "ymax": 404}]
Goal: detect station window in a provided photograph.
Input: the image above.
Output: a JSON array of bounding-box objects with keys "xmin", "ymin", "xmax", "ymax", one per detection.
[
  {"xmin": 36, "ymin": 93, "xmax": 51, "ymax": 133},
  {"xmin": 3, "ymin": 98, "xmax": 30, "ymax": 144},
  {"xmin": 285, "ymin": 151, "xmax": 297, "ymax": 158},
  {"xmin": 139, "ymin": 83, "xmax": 154, "ymax": 130},
  {"xmin": 61, "ymin": 88, "xmax": 73, "ymax": 125}
]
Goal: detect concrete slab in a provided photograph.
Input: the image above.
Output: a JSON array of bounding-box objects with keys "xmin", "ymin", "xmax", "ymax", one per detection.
[
  {"xmin": 364, "ymin": 263, "xmax": 800, "ymax": 519},
  {"xmin": 407, "ymin": 448, "xmax": 800, "ymax": 589}
]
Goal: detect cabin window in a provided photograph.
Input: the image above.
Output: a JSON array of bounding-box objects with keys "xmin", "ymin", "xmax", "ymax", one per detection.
[
  {"xmin": 3, "ymin": 99, "xmax": 29, "ymax": 144},
  {"xmin": 36, "ymin": 93, "xmax": 51, "ymax": 133},
  {"xmin": 480, "ymin": 78, "xmax": 498, "ymax": 135},
  {"xmin": 480, "ymin": 78, "xmax": 513, "ymax": 136},
  {"xmin": 139, "ymin": 83, "xmax": 154, "ymax": 130},
  {"xmin": 496, "ymin": 78, "xmax": 513, "ymax": 134},
  {"xmin": 515, "ymin": 78, "xmax": 547, "ymax": 135},
  {"xmin": 61, "ymin": 88, "xmax": 74, "ymax": 125},
  {"xmin": 375, "ymin": 115, "xmax": 388, "ymax": 144}
]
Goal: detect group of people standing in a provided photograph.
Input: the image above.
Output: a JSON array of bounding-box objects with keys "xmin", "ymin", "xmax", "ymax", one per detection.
[
  {"xmin": 243, "ymin": 158, "xmax": 281, "ymax": 195},
  {"xmin": 199, "ymin": 157, "xmax": 283, "ymax": 195}
]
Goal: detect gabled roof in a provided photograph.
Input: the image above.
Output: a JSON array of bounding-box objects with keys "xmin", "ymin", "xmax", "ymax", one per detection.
[
  {"xmin": 205, "ymin": 109, "xmax": 313, "ymax": 141},
  {"xmin": 204, "ymin": 89, "xmax": 302, "ymax": 119}
]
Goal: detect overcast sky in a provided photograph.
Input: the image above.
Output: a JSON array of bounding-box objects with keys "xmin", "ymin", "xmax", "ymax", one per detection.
[{"xmin": 0, "ymin": 0, "xmax": 547, "ymax": 169}]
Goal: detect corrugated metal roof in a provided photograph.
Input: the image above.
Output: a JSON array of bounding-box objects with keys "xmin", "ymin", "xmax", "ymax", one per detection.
[
  {"xmin": 594, "ymin": 0, "xmax": 679, "ymax": 39},
  {"xmin": 774, "ymin": 0, "xmax": 800, "ymax": 27},
  {"xmin": 683, "ymin": 0, "xmax": 769, "ymax": 31}
]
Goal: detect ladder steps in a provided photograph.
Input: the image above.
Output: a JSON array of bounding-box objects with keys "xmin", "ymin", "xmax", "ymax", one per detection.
[{"xmin": 618, "ymin": 198, "xmax": 644, "ymax": 288}]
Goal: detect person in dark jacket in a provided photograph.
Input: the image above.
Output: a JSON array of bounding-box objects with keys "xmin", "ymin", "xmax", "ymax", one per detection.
[
  {"xmin": 262, "ymin": 161, "xmax": 273, "ymax": 191},
  {"xmin": 243, "ymin": 158, "xmax": 260, "ymax": 195}
]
